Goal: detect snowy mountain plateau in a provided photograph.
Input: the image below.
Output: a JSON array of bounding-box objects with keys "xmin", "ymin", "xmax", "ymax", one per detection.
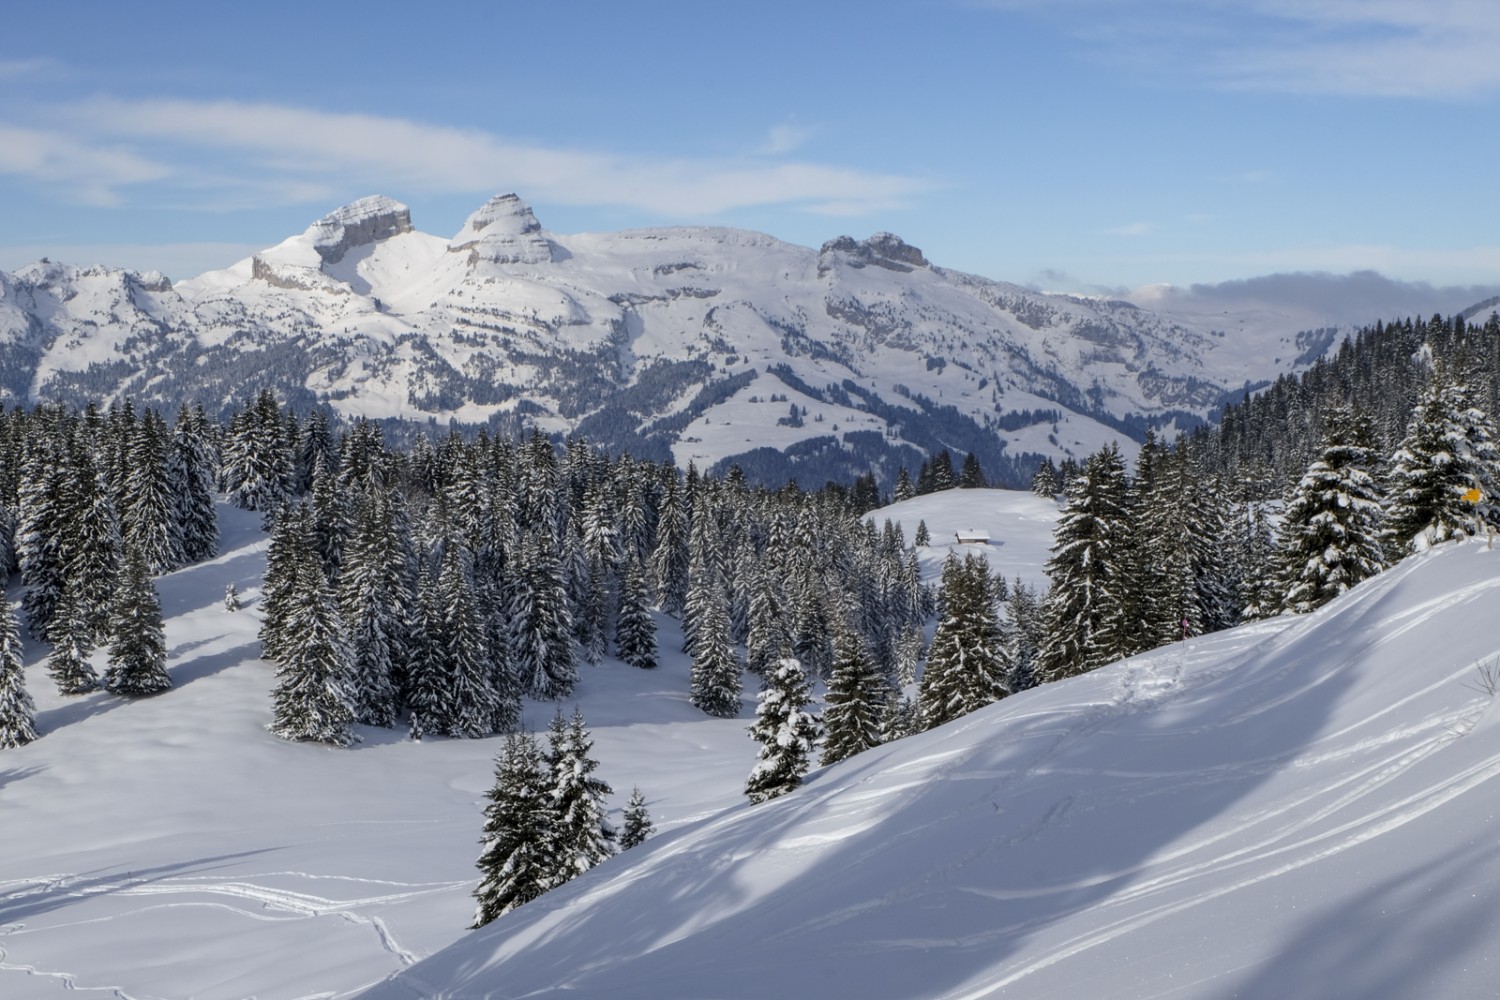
[{"xmin": 1, "ymin": 195, "xmax": 1347, "ymax": 485}]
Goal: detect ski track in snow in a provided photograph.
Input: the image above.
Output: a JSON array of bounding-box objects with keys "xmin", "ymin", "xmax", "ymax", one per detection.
[{"xmin": 0, "ymin": 870, "xmax": 467, "ymax": 994}]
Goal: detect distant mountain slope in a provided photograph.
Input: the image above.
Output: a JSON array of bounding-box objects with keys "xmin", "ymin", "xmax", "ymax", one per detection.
[
  {"xmin": 361, "ymin": 538, "xmax": 1500, "ymax": 1000},
  {"xmin": 0, "ymin": 195, "xmax": 1379, "ymax": 484}
]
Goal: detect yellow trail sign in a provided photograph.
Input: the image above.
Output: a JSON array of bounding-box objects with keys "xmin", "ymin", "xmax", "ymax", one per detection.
[{"xmin": 1462, "ymin": 487, "xmax": 1483, "ymax": 503}]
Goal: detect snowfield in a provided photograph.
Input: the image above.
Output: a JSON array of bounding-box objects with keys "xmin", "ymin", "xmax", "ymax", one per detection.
[{"xmin": 4, "ymin": 493, "xmax": 1500, "ymax": 999}]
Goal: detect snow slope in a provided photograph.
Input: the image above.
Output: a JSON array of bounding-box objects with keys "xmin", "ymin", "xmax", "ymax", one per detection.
[
  {"xmin": 362, "ymin": 541, "xmax": 1500, "ymax": 1000},
  {"xmin": 5, "ymin": 493, "xmax": 1500, "ymax": 999}
]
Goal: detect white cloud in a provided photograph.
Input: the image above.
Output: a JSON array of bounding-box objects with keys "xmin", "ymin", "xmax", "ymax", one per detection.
[
  {"xmin": 0, "ymin": 123, "xmax": 170, "ymax": 206},
  {"xmin": 760, "ymin": 122, "xmax": 816, "ymax": 156},
  {"xmin": 32, "ymin": 97, "xmax": 927, "ymax": 217},
  {"xmin": 989, "ymin": 0, "xmax": 1500, "ymax": 98}
]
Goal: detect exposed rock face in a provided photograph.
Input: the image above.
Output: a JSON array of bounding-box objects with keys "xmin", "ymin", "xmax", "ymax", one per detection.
[
  {"xmin": 305, "ymin": 195, "xmax": 414, "ymax": 266},
  {"xmin": 817, "ymin": 232, "xmax": 930, "ymax": 274},
  {"xmin": 449, "ymin": 193, "xmax": 557, "ymax": 265}
]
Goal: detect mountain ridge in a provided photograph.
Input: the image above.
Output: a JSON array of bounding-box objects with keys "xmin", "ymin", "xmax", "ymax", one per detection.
[{"xmin": 0, "ymin": 194, "xmax": 1472, "ymax": 485}]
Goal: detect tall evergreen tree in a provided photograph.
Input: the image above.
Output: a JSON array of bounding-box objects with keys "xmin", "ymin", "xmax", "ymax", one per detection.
[
  {"xmin": 1383, "ymin": 371, "xmax": 1500, "ymax": 554},
  {"xmin": 509, "ymin": 529, "xmax": 578, "ymax": 700},
  {"xmin": 435, "ymin": 544, "xmax": 501, "ymax": 738},
  {"xmin": 917, "ymin": 553, "xmax": 1009, "ymax": 730},
  {"xmin": 820, "ymin": 608, "xmax": 888, "ymax": 766},
  {"xmin": 0, "ymin": 599, "xmax": 39, "ymax": 748},
  {"xmin": 45, "ymin": 583, "xmax": 99, "ymax": 695},
  {"xmin": 472, "ymin": 731, "xmax": 558, "ymax": 928},
  {"xmin": 1278, "ymin": 409, "xmax": 1386, "ymax": 614},
  {"xmin": 1036, "ymin": 445, "xmax": 1132, "ymax": 682},
  {"xmin": 171, "ymin": 403, "xmax": 219, "ymax": 564},
  {"xmin": 613, "ymin": 559, "xmax": 659, "ymax": 669},
  {"xmin": 266, "ymin": 552, "xmax": 357, "ymax": 746},
  {"xmin": 103, "ymin": 548, "xmax": 172, "ymax": 696},
  {"xmin": 545, "ymin": 708, "xmax": 616, "ymax": 881},
  {"xmin": 744, "ymin": 657, "xmax": 820, "ymax": 803},
  {"xmin": 689, "ymin": 569, "xmax": 742, "ymax": 718},
  {"xmin": 121, "ymin": 410, "xmax": 184, "ymax": 575}
]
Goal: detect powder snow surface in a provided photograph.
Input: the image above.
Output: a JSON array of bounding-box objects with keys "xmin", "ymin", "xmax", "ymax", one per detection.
[{"xmin": 5, "ymin": 494, "xmax": 1500, "ymax": 999}]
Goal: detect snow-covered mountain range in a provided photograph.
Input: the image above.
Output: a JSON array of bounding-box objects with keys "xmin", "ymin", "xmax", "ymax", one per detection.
[{"xmin": 0, "ymin": 195, "xmax": 1380, "ymax": 482}]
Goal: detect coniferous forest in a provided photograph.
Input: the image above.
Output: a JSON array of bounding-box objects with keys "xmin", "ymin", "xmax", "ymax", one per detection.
[{"xmin": 0, "ymin": 310, "xmax": 1497, "ymax": 927}]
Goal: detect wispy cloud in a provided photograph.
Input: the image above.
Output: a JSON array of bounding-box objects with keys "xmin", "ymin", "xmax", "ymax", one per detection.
[
  {"xmin": 985, "ymin": 0, "xmax": 1500, "ymax": 98},
  {"xmin": 760, "ymin": 121, "xmax": 816, "ymax": 156},
  {"xmin": 1103, "ymin": 221, "xmax": 1154, "ymax": 237},
  {"xmin": 0, "ymin": 57, "xmax": 62, "ymax": 80},
  {"xmin": 0, "ymin": 123, "xmax": 170, "ymax": 206},
  {"xmin": 5, "ymin": 97, "xmax": 928, "ymax": 218}
]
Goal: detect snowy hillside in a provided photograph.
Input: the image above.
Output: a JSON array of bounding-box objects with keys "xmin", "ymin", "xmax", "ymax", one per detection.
[
  {"xmin": 0, "ymin": 194, "xmax": 1359, "ymax": 486},
  {"xmin": 363, "ymin": 541, "xmax": 1500, "ymax": 1000},
  {"xmin": 5, "ymin": 488, "xmax": 1500, "ymax": 998}
]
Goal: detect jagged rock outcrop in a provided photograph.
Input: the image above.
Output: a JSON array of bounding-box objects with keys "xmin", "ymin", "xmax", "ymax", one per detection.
[{"xmin": 305, "ymin": 195, "xmax": 414, "ymax": 265}]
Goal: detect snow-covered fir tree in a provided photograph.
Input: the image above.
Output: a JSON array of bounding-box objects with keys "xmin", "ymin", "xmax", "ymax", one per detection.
[
  {"xmin": 917, "ymin": 552, "xmax": 1009, "ymax": 731},
  {"xmin": 745, "ymin": 657, "xmax": 820, "ymax": 804},
  {"xmin": 688, "ymin": 565, "xmax": 742, "ymax": 718},
  {"xmin": 1383, "ymin": 369, "xmax": 1500, "ymax": 554},
  {"xmin": 103, "ymin": 548, "xmax": 172, "ymax": 697},
  {"xmin": 121, "ymin": 409, "xmax": 184, "ymax": 575},
  {"xmin": 509, "ymin": 528, "xmax": 578, "ymax": 701},
  {"xmin": 1036, "ymin": 444, "xmax": 1132, "ymax": 682},
  {"xmin": 170, "ymin": 403, "xmax": 219, "ymax": 565},
  {"xmin": 266, "ymin": 551, "xmax": 357, "ymax": 747},
  {"xmin": 613, "ymin": 559, "xmax": 658, "ymax": 669},
  {"xmin": 433, "ymin": 544, "xmax": 503, "ymax": 738},
  {"xmin": 45, "ymin": 583, "xmax": 98, "ymax": 695},
  {"xmin": 339, "ymin": 486, "xmax": 407, "ymax": 727},
  {"xmin": 744, "ymin": 563, "xmax": 792, "ymax": 675},
  {"xmin": 472, "ymin": 730, "xmax": 558, "ymax": 928},
  {"xmin": 619, "ymin": 786, "xmax": 654, "ymax": 849},
  {"xmin": 1277, "ymin": 408, "xmax": 1387, "ymax": 614},
  {"xmin": 545, "ymin": 708, "xmax": 616, "ymax": 882},
  {"xmin": 0, "ymin": 599, "xmax": 39, "ymax": 748},
  {"xmin": 820, "ymin": 607, "xmax": 888, "ymax": 766}
]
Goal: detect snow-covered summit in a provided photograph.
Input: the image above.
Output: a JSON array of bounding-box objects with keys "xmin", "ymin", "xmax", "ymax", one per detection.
[
  {"xmin": 304, "ymin": 194, "xmax": 414, "ymax": 265},
  {"xmin": 448, "ymin": 193, "xmax": 557, "ymax": 265}
]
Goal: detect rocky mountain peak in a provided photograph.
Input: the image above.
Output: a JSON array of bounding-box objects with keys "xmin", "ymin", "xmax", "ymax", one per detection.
[
  {"xmin": 304, "ymin": 195, "xmax": 414, "ymax": 266},
  {"xmin": 449, "ymin": 193, "xmax": 557, "ymax": 265},
  {"xmin": 818, "ymin": 232, "xmax": 930, "ymax": 274}
]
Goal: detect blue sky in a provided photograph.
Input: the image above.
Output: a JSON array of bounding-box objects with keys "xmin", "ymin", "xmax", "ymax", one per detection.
[{"xmin": 2, "ymin": 0, "xmax": 1497, "ymax": 292}]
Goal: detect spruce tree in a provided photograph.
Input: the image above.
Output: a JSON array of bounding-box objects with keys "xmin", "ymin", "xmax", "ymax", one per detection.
[
  {"xmin": 917, "ymin": 553, "xmax": 1009, "ymax": 730},
  {"xmin": 619, "ymin": 786, "xmax": 654, "ymax": 849},
  {"xmin": 103, "ymin": 548, "xmax": 172, "ymax": 697},
  {"xmin": 745, "ymin": 657, "xmax": 820, "ymax": 803},
  {"xmin": 744, "ymin": 564, "xmax": 791, "ymax": 675},
  {"xmin": 689, "ymin": 573, "xmax": 742, "ymax": 718},
  {"xmin": 171, "ymin": 403, "xmax": 219, "ymax": 565},
  {"xmin": 820, "ymin": 610, "xmax": 888, "ymax": 766},
  {"xmin": 121, "ymin": 410, "xmax": 184, "ymax": 575},
  {"xmin": 1278, "ymin": 409, "xmax": 1386, "ymax": 614},
  {"xmin": 0, "ymin": 600, "xmax": 39, "ymax": 748},
  {"xmin": 1036, "ymin": 444, "xmax": 1131, "ymax": 682},
  {"xmin": 266, "ymin": 552, "xmax": 357, "ymax": 746},
  {"xmin": 546, "ymin": 708, "xmax": 616, "ymax": 881},
  {"xmin": 509, "ymin": 529, "xmax": 578, "ymax": 700},
  {"xmin": 46, "ymin": 583, "xmax": 98, "ymax": 695},
  {"xmin": 613, "ymin": 559, "xmax": 659, "ymax": 669},
  {"xmin": 435, "ymin": 544, "xmax": 500, "ymax": 738},
  {"xmin": 472, "ymin": 731, "xmax": 558, "ymax": 928},
  {"xmin": 1383, "ymin": 371, "xmax": 1500, "ymax": 554}
]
